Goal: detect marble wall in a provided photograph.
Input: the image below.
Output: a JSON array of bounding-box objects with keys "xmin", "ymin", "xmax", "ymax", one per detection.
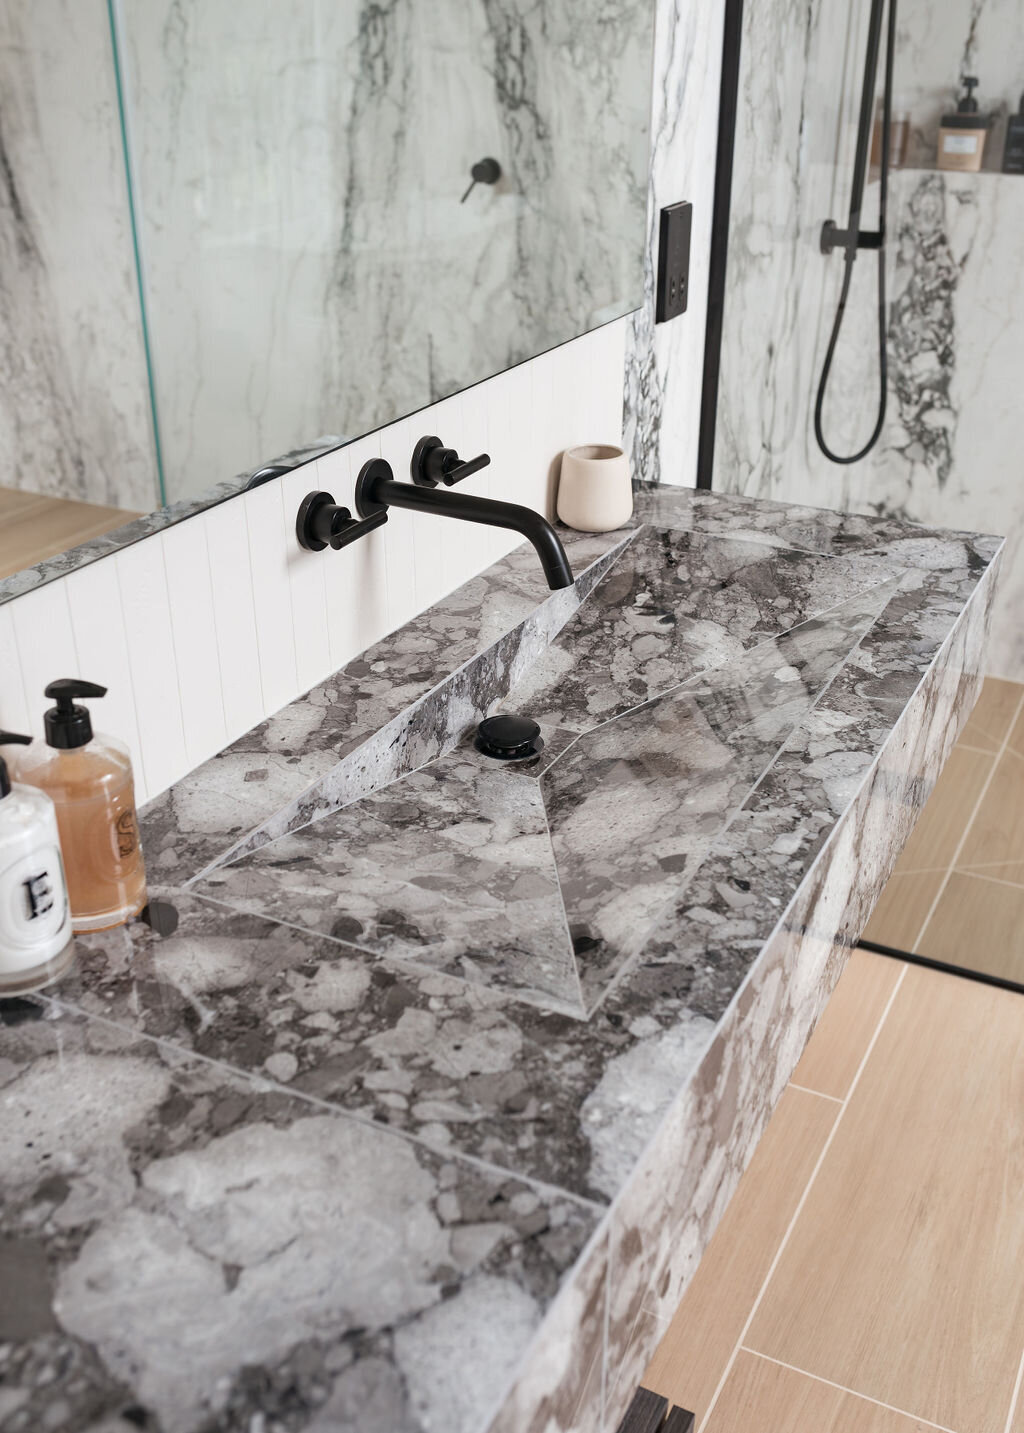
[
  {"xmin": 623, "ymin": 0, "xmax": 725, "ymax": 490},
  {"xmin": 1, "ymin": 0, "xmax": 651, "ymax": 515},
  {"xmin": 0, "ymin": 1, "xmax": 158, "ymax": 512},
  {"xmin": 709, "ymin": 0, "xmax": 1024, "ymax": 681},
  {"xmin": 115, "ymin": 0, "xmax": 652, "ymax": 502}
]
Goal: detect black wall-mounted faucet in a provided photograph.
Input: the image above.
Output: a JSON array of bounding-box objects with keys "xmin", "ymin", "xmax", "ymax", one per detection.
[{"xmin": 355, "ymin": 437, "xmax": 574, "ymax": 591}]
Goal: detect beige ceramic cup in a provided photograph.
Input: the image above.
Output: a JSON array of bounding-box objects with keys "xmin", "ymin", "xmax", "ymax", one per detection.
[{"xmin": 556, "ymin": 444, "xmax": 633, "ymax": 532}]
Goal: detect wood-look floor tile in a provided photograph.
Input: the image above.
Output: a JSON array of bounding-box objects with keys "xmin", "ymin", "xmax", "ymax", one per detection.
[
  {"xmin": 891, "ymin": 745, "xmax": 992, "ymax": 875},
  {"xmin": 791, "ymin": 949, "xmax": 903, "ymax": 1099},
  {"xmin": 642, "ymin": 1088, "xmax": 838, "ymax": 1425},
  {"xmin": 918, "ymin": 872, "xmax": 1024, "ymax": 984},
  {"xmin": 746, "ymin": 964, "xmax": 1024, "ymax": 1433},
  {"xmin": 956, "ymin": 746, "xmax": 1024, "ymax": 877},
  {"xmin": 703, "ymin": 1351, "xmax": 945, "ymax": 1433},
  {"xmin": 861, "ymin": 870, "xmax": 945, "ymax": 953},
  {"xmin": 1006, "ymin": 704, "xmax": 1024, "ymax": 759},
  {"xmin": 958, "ymin": 676, "xmax": 1024, "ymax": 753}
]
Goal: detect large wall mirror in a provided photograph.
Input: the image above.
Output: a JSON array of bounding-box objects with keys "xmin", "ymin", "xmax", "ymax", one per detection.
[{"xmin": 0, "ymin": 1, "xmax": 655, "ymax": 596}]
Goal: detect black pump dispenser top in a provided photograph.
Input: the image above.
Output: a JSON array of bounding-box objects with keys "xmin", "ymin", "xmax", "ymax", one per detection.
[
  {"xmin": 43, "ymin": 679, "xmax": 107, "ymax": 751},
  {"xmin": 958, "ymin": 76, "xmax": 980, "ymax": 113},
  {"xmin": 942, "ymin": 77, "xmax": 989, "ymax": 131},
  {"xmin": 0, "ymin": 732, "xmax": 32, "ymax": 799}
]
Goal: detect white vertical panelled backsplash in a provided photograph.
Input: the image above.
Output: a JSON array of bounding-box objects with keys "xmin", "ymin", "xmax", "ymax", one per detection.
[
  {"xmin": 0, "ymin": 319, "xmax": 627, "ymax": 805},
  {"xmin": 114, "ymin": 537, "xmax": 189, "ymax": 798},
  {"xmin": 202, "ymin": 499, "xmax": 264, "ymax": 743},
  {"xmin": 162, "ymin": 517, "xmax": 229, "ymax": 769},
  {"xmin": 10, "ymin": 582, "xmax": 79, "ymax": 734}
]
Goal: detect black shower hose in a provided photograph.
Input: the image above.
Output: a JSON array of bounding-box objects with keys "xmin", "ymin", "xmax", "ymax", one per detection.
[{"xmin": 813, "ymin": 0, "xmax": 897, "ymax": 465}]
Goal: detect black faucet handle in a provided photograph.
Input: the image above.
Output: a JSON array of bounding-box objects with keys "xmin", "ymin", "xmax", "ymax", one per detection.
[
  {"xmin": 296, "ymin": 489, "xmax": 388, "ymax": 552},
  {"xmin": 411, "ymin": 434, "xmax": 491, "ymax": 488},
  {"xmin": 460, "ymin": 157, "xmax": 502, "ymax": 203},
  {"xmin": 443, "ymin": 451, "xmax": 490, "ymax": 485}
]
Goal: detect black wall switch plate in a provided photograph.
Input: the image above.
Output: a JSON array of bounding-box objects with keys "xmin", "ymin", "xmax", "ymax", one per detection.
[{"xmin": 655, "ymin": 201, "xmax": 692, "ymax": 323}]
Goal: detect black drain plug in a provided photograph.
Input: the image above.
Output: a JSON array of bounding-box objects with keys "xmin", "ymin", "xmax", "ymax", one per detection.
[{"xmin": 475, "ymin": 714, "xmax": 544, "ymax": 762}]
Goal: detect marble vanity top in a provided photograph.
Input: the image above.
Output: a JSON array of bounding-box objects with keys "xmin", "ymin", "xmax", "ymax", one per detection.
[{"xmin": 0, "ymin": 487, "xmax": 1001, "ymax": 1433}]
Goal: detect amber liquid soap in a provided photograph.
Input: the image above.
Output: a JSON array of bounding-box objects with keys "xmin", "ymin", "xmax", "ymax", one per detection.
[
  {"xmin": 13, "ymin": 679, "xmax": 147, "ymax": 933},
  {"xmin": 44, "ymin": 745, "xmax": 146, "ymax": 931}
]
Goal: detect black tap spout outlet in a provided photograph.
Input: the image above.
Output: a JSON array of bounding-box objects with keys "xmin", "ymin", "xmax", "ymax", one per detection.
[{"xmin": 356, "ymin": 463, "xmax": 574, "ymax": 591}]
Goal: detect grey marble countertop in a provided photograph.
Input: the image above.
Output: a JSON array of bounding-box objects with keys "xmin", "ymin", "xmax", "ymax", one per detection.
[{"xmin": 0, "ymin": 487, "xmax": 1002, "ymax": 1433}]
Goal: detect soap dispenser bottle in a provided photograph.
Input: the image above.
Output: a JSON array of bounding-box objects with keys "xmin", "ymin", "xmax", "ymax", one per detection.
[
  {"xmin": 937, "ymin": 77, "xmax": 989, "ymax": 171},
  {"xmin": 0, "ymin": 732, "xmax": 74, "ymax": 995},
  {"xmin": 14, "ymin": 680, "xmax": 147, "ymax": 932}
]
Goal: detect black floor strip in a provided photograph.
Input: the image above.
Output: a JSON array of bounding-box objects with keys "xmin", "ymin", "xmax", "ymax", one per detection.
[
  {"xmin": 615, "ymin": 1388, "xmax": 668, "ymax": 1433},
  {"xmin": 857, "ymin": 938, "xmax": 1024, "ymax": 996},
  {"xmin": 616, "ymin": 1389, "xmax": 696, "ymax": 1433}
]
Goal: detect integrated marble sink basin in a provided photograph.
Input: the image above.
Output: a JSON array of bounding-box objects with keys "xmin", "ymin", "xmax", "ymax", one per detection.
[{"xmin": 192, "ymin": 522, "xmax": 906, "ymax": 1019}]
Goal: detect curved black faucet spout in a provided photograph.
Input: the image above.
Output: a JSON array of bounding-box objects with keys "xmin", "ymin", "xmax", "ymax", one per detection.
[{"xmin": 356, "ymin": 468, "xmax": 574, "ymax": 591}]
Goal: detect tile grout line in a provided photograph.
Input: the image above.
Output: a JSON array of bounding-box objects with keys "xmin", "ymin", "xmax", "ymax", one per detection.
[
  {"xmin": 912, "ymin": 691, "xmax": 1024, "ymax": 952},
  {"xmin": 953, "ymin": 856, "xmax": 1024, "ymax": 871},
  {"xmin": 883, "ymin": 864, "xmax": 966, "ymax": 877},
  {"xmin": 786, "ymin": 1081, "xmax": 844, "ymax": 1104},
  {"xmin": 695, "ymin": 962, "xmax": 909, "ymax": 1433},
  {"xmin": 950, "ymin": 865, "xmax": 1024, "ymax": 888},
  {"xmin": 948, "ymin": 869, "xmax": 1024, "ymax": 894},
  {"xmin": 1003, "ymin": 1343, "xmax": 1024, "ymax": 1433},
  {"xmin": 738, "ymin": 1349, "xmax": 960, "ymax": 1433}
]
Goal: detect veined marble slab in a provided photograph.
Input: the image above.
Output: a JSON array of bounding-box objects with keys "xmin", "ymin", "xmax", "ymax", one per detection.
[{"xmin": 0, "ymin": 489, "xmax": 1002, "ymax": 1433}]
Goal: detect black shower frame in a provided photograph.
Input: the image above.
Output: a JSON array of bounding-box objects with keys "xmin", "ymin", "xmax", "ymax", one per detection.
[{"xmin": 695, "ymin": 0, "xmax": 745, "ymax": 490}]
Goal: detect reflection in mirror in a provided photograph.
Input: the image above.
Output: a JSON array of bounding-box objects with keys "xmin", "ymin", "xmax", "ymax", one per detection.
[{"xmin": 0, "ymin": 2, "xmax": 654, "ymax": 587}]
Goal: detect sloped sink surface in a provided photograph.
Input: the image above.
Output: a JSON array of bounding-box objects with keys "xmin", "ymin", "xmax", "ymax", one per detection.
[{"xmin": 193, "ymin": 525, "xmax": 906, "ymax": 1018}]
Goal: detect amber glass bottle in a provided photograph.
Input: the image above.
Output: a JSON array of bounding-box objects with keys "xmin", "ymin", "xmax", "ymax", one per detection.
[{"xmin": 14, "ymin": 680, "xmax": 147, "ymax": 932}]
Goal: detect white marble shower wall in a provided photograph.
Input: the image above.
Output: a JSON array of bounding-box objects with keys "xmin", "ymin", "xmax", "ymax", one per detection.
[
  {"xmin": 876, "ymin": 167, "xmax": 1024, "ymax": 680},
  {"xmin": 0, "ymin": 319, "xmax": 627, "ymax": 807},
  {"xmin": 711, "ymin": 0, "xmax": 1024, "ymax": 681},
  {"xmin": 0, "ymin": 2, "xmax": 158, "ymax": 512},
  {"xmin": 710, "ymin": 0, "xmax": 877, "ymax": 506}
]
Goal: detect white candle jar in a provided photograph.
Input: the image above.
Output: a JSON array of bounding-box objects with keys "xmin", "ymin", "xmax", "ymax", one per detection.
[{"xmin": 556, "ymin": 444, "xmax": 633, "ymax": 532}]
